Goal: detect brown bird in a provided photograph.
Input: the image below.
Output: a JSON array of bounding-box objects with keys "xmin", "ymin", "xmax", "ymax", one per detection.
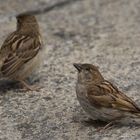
[
  {"xmin": 0, "ymin": 13, "xmax": 43, "ymax": 90},
  {"xmin": 73, "ymin": 63, "xmax": 140, "ymax": 129}
]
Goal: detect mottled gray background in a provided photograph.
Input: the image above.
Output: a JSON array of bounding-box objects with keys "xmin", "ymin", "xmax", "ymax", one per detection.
[{"xmin": 0, "ymin": 0, "xmax": 140, "ymax": 140}]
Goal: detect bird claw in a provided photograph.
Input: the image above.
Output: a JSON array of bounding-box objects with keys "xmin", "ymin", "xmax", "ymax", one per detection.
[
  {"xmin": 96, "ymin": 121, "xmax": 114, "ymax": 132},
  {"xmin": 19, "ymin": 80, "xmax": 42, "ymax": 91}
]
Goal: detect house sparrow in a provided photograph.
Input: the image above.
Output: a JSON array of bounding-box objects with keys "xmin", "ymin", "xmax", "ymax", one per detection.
[
  {"xmin": 73, "ymin": 63, "xmax": 140, "ymax": 128},
  {"xmin": 0, "ymin": 13, "xmax": 43, "ymax": 90}
]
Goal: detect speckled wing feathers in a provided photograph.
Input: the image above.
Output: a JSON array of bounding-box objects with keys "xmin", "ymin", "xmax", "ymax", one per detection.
[
  {"xmin": 87, "ymin": 81, "xmax": 140, "ymax": 113},
  {"xmin": 0, "ymin": 33, "xmax": 41, "ymax": 76}
]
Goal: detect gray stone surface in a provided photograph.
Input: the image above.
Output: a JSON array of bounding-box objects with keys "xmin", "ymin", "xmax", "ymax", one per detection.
[{"xmin": 0, "ymin": 0, "xmax": 140, "ymax": 139}]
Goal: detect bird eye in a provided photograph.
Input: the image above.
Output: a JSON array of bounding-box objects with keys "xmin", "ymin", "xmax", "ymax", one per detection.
[
  {"xmin": 85, "ymin": 67, "xmax": 90, "ymax": 71},
  {"xmin": 17, "ymin": 19, "xmax": 21, "ymax": 23}
]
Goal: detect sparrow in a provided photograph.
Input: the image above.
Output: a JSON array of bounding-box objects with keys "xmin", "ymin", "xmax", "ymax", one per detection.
[
  {"xmin": 0, "ymin": 13, "xmax": 43, "ymax": 90},
  {"xmin": 73, "ymin": 63, "xmax": 140, "ymax": 129}
]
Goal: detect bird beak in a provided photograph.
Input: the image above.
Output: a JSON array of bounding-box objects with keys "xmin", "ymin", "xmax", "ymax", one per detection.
[{"xmin": 73, "ymin": 63, "xmax": 82, "ymax": 72}]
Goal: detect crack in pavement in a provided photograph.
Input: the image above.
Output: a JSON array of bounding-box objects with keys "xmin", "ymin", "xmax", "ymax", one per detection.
[
  {"xmin": 18, "ymin": 0, "xmax": 83, "ymax": 16},
  {"xmin": 0, "ymin": 0, "xmax": 83, "ymax": 23}
]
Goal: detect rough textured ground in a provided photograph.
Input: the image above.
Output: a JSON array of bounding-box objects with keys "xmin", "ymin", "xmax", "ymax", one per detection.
[{"xmin": 0, "ymin": 0, "xmax": 140, "ymax": 140}]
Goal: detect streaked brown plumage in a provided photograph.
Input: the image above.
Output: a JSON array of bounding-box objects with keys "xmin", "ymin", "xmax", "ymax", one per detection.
[
  {"xmin": 0, "ymin": 13, "xmax": 43, "ymax": 90},
  {"xmin": 73, "ymin": 63, "xmax": 140, "ymax": 128}
]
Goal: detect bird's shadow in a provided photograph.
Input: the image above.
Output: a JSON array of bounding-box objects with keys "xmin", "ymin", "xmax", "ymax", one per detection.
[
  {"xmin": 81, "ymin": 118, "xmax": 140, "ymax": 129},
  {"xmin": 0, "ymin": 77, "xmax": 40, "ymax": 94},
  {"xmin": 72, "ymin": 111, "xmax": 140, "ymax": 131},
  {"xmin": 0, "ymin": 79, "xmax": 19, "ymax": 94},
  {"xmin": 82, "ymin": 119, "xmax": 108, "ymax": 128}
]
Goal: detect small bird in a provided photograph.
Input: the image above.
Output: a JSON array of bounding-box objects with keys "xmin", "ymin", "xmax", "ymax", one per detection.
[
  {"xmin": 73, "ymin": 63, "xmax": 140, "ymax": 129},
  {"xmin": 0, "ymin": 13, "xmax": 43, "ymax": 90}
]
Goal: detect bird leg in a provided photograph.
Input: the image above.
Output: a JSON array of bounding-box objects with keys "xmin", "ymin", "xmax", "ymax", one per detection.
[
  {"xmin": 18, "ymin": 79, "xmax": 40, "ymax": 91},
  {"xmin": 96, "ymin": 121, "xmax": 115, "ymax": 132},
  {"xmin": 96, "ymin": 116, "xmax": 122, "ymax": 132},
  {"xmin": 103, "ymin": 121, "xmax": 114, "ymax": 130}
]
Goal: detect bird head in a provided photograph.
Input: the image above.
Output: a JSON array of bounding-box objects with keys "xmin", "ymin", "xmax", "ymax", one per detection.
[
  {"xmin": 73, "ymin": 63, "xmax": 104, "ymax": 83},
  {"xmin": 16, "ymin": 13, "xmax": 39, "ymax": 33}
]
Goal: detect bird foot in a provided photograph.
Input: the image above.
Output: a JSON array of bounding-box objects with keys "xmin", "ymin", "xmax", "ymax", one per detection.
[
  {"xmin": 19, "ymin": 80, "xmax": 41, "ymax": 91},
  {"xmin": 96, "ymin": 121, "xmax": 114, "ymax": 132}
]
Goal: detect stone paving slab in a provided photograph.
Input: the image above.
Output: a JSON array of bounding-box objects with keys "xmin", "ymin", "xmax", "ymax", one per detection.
[{"xmin": 0, "ymin": 0, "xmax": 140, "ymax": 140}]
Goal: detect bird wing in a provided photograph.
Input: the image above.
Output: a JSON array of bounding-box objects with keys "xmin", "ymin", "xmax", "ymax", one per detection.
[
  {"xmin": 87, "ymin": 80, "xmax": 140, "ymax": 113},
  {"xmin": 0, "ymin": 32, "xmax": 42, "ymax": 76}
]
